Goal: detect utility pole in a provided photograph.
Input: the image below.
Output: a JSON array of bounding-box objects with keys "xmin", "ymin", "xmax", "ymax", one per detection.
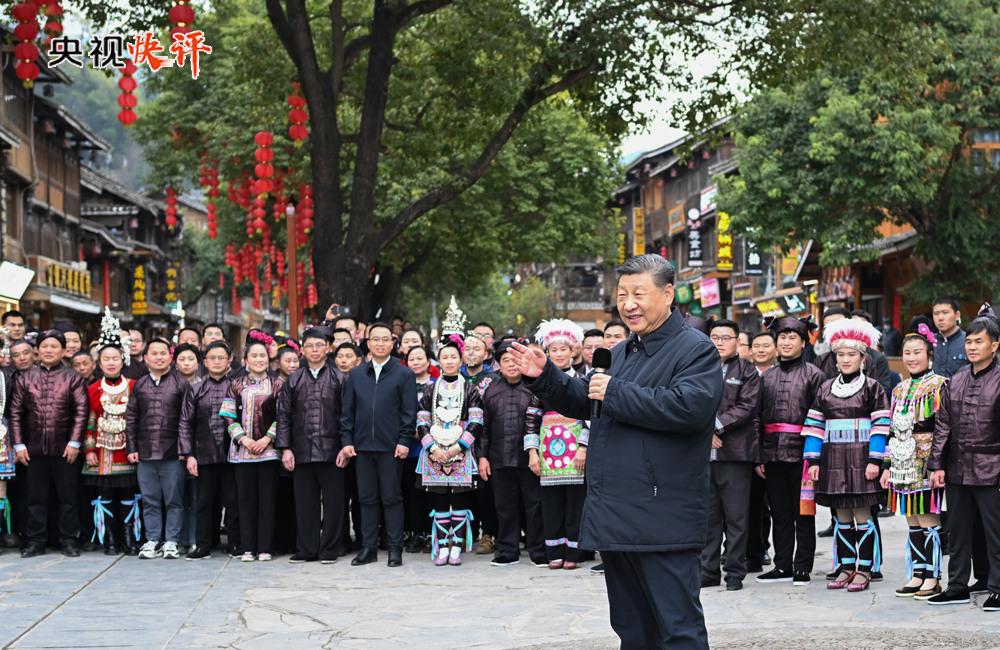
[{"xmin": 286, "ymin": 205, "xmax": 298, "ymax": 336}]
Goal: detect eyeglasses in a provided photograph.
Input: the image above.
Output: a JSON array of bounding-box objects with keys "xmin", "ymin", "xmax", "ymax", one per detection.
[
  {"xmin": 368, "ymin": 337, "xmax": 393, "ymax": 344},
  {"xmin": 302, "ymin": 343, "xmax": 326, "ymax": 350},
  {"xmin": 710, "ymin": 335, "xmax": 737, "ymax": 343}
]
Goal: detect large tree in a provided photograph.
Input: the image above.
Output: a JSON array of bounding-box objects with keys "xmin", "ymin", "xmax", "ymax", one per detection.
[
  {"xmin": 716, "ymin": 0, "xmax": 1000, "ymax": 304},
  {"xmin": 72, "ymin": 0, "xmax": 940, "ymax": 316}
]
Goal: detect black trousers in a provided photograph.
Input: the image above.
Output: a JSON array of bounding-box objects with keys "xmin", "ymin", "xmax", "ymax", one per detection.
[
  {"xmin": 765, "ymin": 461, "xmax": 815, "ymax": 573},
  {"xmin": 354, "ymin": 451, "xmax": 404, "ymax": 550},
  {"xmin": 402, "ymin": 457, "xmax": 428, "ymax": 535},
  {"xmin": 24, "ymin": 455, "xmax": 81, "ymax": 548},
  {"xmin": 540, "ymin": 483, "xmax": 586, "ymax": 562},
  {"xmin": 194, "ymin": 463, "xmax": 240, "ymax": 550},
  {"xmin": 233, "ymin": 461, "xmax": 278, "ymax": 555},
  {"xmin": 342, "ymin": 461, "xmax": 363, "ymax": 545},
  {"xmin": 702, "ymin": 461, "xmax": 752, "ymax": 582},
  {"xmin": 293, "ymin": 461, "xmax": 345, "ymax": 560},
  {"xmin": 746, "ymin": 469, "xmax": 771, "ymax": 563},
  {"xmin": 603, "ymin": 550, "xmax": 708, "ymax": 650},
  {"xmin": 473, "ymin": 480, "xmax": 499, "ymax": 538},
  {"xmin": 492, "ymin": 467, "xmax": 544, "ymax": 559},
  {"xmin": 945, "ymin": 483, "xmax": 1000, "ymax": 593}
]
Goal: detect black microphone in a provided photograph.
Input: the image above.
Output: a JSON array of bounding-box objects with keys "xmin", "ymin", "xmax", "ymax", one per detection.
[{"xmin": 590, "ymin": 347, "xmax": 612, "ymax": 420}]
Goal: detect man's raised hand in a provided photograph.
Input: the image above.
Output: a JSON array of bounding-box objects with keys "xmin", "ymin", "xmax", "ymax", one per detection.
[{"xmin": 510, "ymin": 342, "xmax": 547, "ymax": 378}]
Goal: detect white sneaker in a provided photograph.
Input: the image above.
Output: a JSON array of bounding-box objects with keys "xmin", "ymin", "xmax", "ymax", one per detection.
[
  {"xmin": 162, "ymin": 542, "xmax": 180, "ymax": 559},
  {"xmin": 258, "ymin": 553, "xmax": 272, "ymax": 562},
  {"xmin": 241, "ymin": 552, "xmax": 256, "ymax": 562},
  {"xmin": 138, "ymin": 541, "xmax": 162, "ymax": 560}
]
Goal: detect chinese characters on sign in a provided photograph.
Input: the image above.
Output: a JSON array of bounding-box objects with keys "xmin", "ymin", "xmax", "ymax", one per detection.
[
  {"xmin": 700, "ymin": 184, "xmax": 718, "ymax": 215},
  {"xmin": 47, "ymin": 32, "xmax": 212, "ymax": 79},
  {"xmin": 165, "ymin": 265, "xmax": 179, "ymax": 304},
  {"xmin": 618, "ymin": 233, "xmax": 627, "ymax": 265},
  {"xmin": 744, "ymin": 240, "xmax": 764, "ymax": 275},
  {"xmin": 132, "ymin": 266, "xmax": 147, "ymax": 315},
  {"xmin": 732, "ymin": 282, "xmax": 752, "ymax": 305},
  {"xmin": 633, "ymin": 208, "xmax": 645, "ymax": 256},
  {"xmin": 45, "ymin": 261, "xmax": 90, "ymax": 297},
  {"xmin": 686, "ymin": 208, "xmax": 703, "ymax": 267},
  {"xmin": 700, "ymin": 278, "xmax": 720, "ymax": 307},
  {"xmin": 716, "ymin": 211, "xmax": 734, "ymax": 272}
]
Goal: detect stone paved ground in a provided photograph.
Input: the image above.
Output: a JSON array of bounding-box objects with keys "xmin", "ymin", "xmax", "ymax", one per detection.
[{"xmin": 3, "ymin": 515, "xmax": 1000, "ymax": 649}]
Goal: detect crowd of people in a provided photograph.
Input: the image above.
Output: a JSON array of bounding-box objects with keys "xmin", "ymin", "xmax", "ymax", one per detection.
[{"xmin": 1, "ymin": 289, "xmax": 999, "ymax": 612}]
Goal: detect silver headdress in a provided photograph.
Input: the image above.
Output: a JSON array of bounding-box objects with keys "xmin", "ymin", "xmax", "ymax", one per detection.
[
  {"xmin": 98, "ymin": 306, "xmax": 131, "ymax": 366},
  {"xmin": 0, "ymin": 325, "xmax": 8, "ymax": 359},
  {"xmin": 440, "ymin": 296, "xmax": 468, "ymax": 338}
]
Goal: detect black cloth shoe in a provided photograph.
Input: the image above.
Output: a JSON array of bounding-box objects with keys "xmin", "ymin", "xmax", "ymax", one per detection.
[
  {"xmin": 186, "ymin": 546, "xmax": 211, "ymax": 561},
  {"xmin": 320, "ymin": 556, "xmax": 338, "ymax": 565},
  {"xmin": 726, "ymin": 577, "xmax": 743, "ymax": 591},
  {"xmin": 701, "ymin": 576, "xmax": 721, "ymax": 588},
  {"xmin": 793, "ymin": 571, "xmax": 811, "ymax": 586},
  {"xmin": 762, "ymin": 552, "xmax": 772, "ymax": 566},
  {"xmin": 387, "ymin": 546, "xmax": 403, "ymax": 567},
  {"xmin": 590, "ymin": 562, "xmax": 605, "ymax": 574},
  {"xmin": 927, "ymin": 588, "xmax": 971, "ymax": 605},
  {"xmin": 871, "ymin": 570, "xmax": 883, "ymax": 581},
  {"xmin": 62, "ymin": 543, "xmax": 81, "ymax": 558},
  {"xmin": 288, "ymin": 554, "xmax": 316, "ymax": 564},
  {"xmin": 20, "ymin": 544, "xmax": 45, "ymax": 558},
  {"xmin": 81, "ymin": 540, "xmax": 98, "ymax": 552},
  {"xmin": 817, "ymin": 519, "xmax": 835, "ymax": 538},
  {"xmin": 970, "ymin": 578, "xmax": 989, "ymax": 595},
  {"xmin": 227, "ymin": 543, "xmax": 241, "ymax": 558},
  {"xmin": 352, "ymin": 548, "xmax": 378, "ymax": 566},
  {"xmin": 491, "ymin": 555, "xmax": 520, "ymax": 566},
  {"xmin": 530, "ymin": 556, "xmax": 548, "ymax": 567},
  {"xmin": 756, "ymin": 568, "xmax": 793, "ymax": 583},
  {"xmin": 984, "ymin": 593, "xmax": 1000, "ymax": 612},
  {"xmin": 826, "ymin": 565, "xmax": 846, "ymax": 580}
]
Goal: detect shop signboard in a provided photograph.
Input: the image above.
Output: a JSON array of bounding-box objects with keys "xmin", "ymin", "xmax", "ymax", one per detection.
[{"xmin": 700, "ymin": 278, "xmax": 720, "ymax": 308}]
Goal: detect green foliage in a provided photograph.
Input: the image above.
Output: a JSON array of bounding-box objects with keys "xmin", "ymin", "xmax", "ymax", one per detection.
[
  {"xmin": 400, "ymin": 273, "xmax": 555, "ymax": 338},
  {"xmin": 716, "ymin": 0, "xmax": 1000, "ymax": 305}
]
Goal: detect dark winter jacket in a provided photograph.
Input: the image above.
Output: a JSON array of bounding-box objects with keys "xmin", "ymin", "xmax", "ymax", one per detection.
[
  {"xmin": 477, "ymin": 378, "xmax": 543, "ymax": 469},
  {"xmin": 714, "ymin": 356, "xmax": 762, "ymax": 464},
  {"xmin": 934, "ymin": 329, "xmax": 970, "ymax": 380},
  {"xmin": 525, "ymin": 307, "xmax": 723, "ymax": 552},
  {"xmin": 10, "ymin": 364, "xmax": 89, "ymax": 456},
  {"xmin": 276, "ymin": 364, "xmax": 347, "ymax": 463},
  {"xmin": 125, "ymin": 367, "xmax": 191, "ymax": 461},
  {"xmin": 340, "ymin": 357, "xmax": 417, "ymax": 452},
  {"xmin": 178, "ymin": 374, "xmax": 232, "ymax": 464},
  {"xmin": 929, "ymin": 358, "xmax": 1000, "ymax": 486}
]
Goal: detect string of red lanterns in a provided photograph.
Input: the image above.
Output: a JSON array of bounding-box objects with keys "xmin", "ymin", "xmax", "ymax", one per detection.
[
  {"xmin": 165, "ymin": 187, "xmax": 179, "ymax": 229},
  {"xmin": 13, "ymin": 2, "xmax": 40, "ymax": 88},
  {"xmin": 168, "ymin": 0, "xmax": 196, "ymax": 38},
  {"xmin": 117, "ymin": 60, "xmax": 138, "ymax": 129},
  {"xmin": 287, "ymin": 83, "xmax": 308, "ymax": 147}
]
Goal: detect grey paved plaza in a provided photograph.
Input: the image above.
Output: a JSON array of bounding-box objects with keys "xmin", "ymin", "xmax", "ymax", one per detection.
[{"xmin": 4, "ymin": 515, "xmax": 1000, "ymax": 649}]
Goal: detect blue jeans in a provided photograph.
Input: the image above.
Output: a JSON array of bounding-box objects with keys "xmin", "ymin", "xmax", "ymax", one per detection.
[{"xmin": 137, "ymin": 459, "xmax": 186, "ymax": 543}]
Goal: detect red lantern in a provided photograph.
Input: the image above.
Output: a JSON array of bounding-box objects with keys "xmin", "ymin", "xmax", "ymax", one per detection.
[
  {"xmin": 287, "ymin": 83, "xmax": 309, "ymax": 147},
  {"xmin": 168, "ymin": 0, "xmax": 196, "ymax": 39},
  {"xmin": 118, "ymin": 61, "xmax": 139, "ymax": 129}
]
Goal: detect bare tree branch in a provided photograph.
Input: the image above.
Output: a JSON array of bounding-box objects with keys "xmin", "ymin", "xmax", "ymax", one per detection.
[{"xmin": 374, "ymin": 60, "xmax": 603, "ymax": 249}]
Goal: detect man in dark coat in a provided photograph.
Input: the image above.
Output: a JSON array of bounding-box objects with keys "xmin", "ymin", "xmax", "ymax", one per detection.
[
  {"xmin": 477, "ymin": 338, "xmax": 545, "ymax": 566},
  {"xmin": 10, "ymin": 330, "xmax": 89, "ymax": 558},
  {"xmin": 928, "ymin": 307, "xmax": 1000, "ymax": 608},
  {"xmin": 701, "ymin": 319, "xmax": 761, "ymax": 592},
  {"xmin": 277, "ymin": 327, "xmax": 347, "ymax": 564},
  {"xmin": 511, "ymin": 254, "xmax": 723, "ymax": 650},
  {"xmin": 179, "ymin": 340, "xmax": 238, "ymax": 559},
  {"xmin": 337, "ymin": 322, "xmax": 417, "ymax": 568}
]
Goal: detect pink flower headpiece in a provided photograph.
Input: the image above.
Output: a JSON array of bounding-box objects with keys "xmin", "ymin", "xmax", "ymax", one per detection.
[
  {"xmin": 248, "ymin": 330, "xmax": 274, "ymax": 347},
  {"xmin": 916, "ymin": 323, "xmax": 937, "ymax": 349},
  {"xmin": 446, "ymin": 333, "xmax": 466, "ymax": 356},
  {"xmin": 281, "ymin": 339, "xmax": 300, "ymax": 354}
]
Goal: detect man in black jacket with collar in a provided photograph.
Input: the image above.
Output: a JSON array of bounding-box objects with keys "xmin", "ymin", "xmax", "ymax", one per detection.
[
  {"xmin": 277, "ymin": 327, "xmax": 347, "ymax": 564},
  {"xmin": 338, "ymin": 322, "xmax": 417, "ymax": 567},
  {"xmin": 511, "ymin": 255, "xmax": 723, "ymax": 650}
]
